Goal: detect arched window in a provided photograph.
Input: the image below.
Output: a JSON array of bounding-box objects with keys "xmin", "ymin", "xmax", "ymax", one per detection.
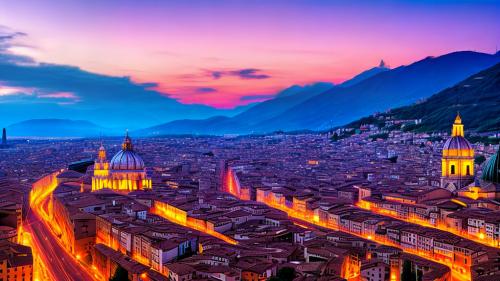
[
  {"xmin": 451, "ymin": 165, "xmax": 455, "ymax": 175},
  {"xmin": 466, "ymin": 165, "xmax": 470, "ymax": 176}
]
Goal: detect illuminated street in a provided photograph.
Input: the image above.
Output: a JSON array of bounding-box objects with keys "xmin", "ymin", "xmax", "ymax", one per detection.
[
  {"xmin": 0, "ymin": 2, "xmax": 499, "ymax": 281},
  {"xmin": 357, "ymin": 200, "xmax": 500, "ymax": 249},
  {"xmin": 24, "ymin": 172, "xmax": 97, "ymax": 281},
  {"xmin": 256, "ymin": 198, "xmax": 472, "ymax": 281},
  {"xmin": 1, "ymin": 111, "xmax": 499, "ymax": 281},
  {"xmin": 24, "ymin": 212, "xmax": 96, "ymax": 281},
  {"xmin": 151, "ymin": 201, "xmax": 238, "ymax": 245}
]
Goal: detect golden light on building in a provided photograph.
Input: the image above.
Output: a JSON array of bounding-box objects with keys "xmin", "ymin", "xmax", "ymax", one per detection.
[
  {"xmin": 151, "ymin": 201, "xmax": 237, "ymax": 245},
  {"xmin": 441, "ymin": 113, "xmax": 475, "ymax": 192},
  {"xmin": 26, "ymin": 172, "xmax": 99, "ymax": 281},
  {"xmin": 254, "ymin": 188, "xmax": 474, "ymax": 281},
  {"xmin": 92, "ymin": 133, "xmax": 152, "ymax": 193}
]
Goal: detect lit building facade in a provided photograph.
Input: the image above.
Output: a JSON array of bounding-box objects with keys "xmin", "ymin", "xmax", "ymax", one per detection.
[
  {"xmin": 92, "ymin": 133, "xmax": 152, "ymax": 193},
  {"xmin": 440, "ymin": 114, "xmax": 474, "ymax": 192},
  {"xmin": 459, "ymin": 146, "xmax": 500, "ymax": 200},
  {"xmin": 0, "ymin": 241, "xmax": 33, "ymax": 281}
]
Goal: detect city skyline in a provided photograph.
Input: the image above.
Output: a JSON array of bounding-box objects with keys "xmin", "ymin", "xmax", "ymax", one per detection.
[{"xmin": 1, "ymin": 111, "xmax": 500, "ymax": 281}]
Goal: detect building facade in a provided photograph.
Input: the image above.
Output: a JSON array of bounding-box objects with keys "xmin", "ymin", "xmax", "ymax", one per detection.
[
  {"xmin": 92, "ymin": 133, "xmax": 152, "ymax": 193},
  {"xmin": 440, "ymin": 114, "xmax": 474, "ymax": 192}
]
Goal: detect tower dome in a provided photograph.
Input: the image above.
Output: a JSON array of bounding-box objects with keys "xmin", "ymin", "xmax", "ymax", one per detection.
[
  {"xmin": 440, "ymin": 113, "xmax": 475, "ymax": 192},
  {"xmin": 110, "ymin": 133, "xmax": 145, "ymax": 170},
  {"xmin": 442, "ymin": 136, "xmax": 473, "ymax": 156},
  {"xmin": 442, "ymin": 113, "xmax": 473, "ymax": 157},
  {"xmin": 98, "ymin": 144, "xmax": 107, "ymax": 161},
  {"xmin": 482, "ymin": 148, "xmax": 500, "ymax": 184}
]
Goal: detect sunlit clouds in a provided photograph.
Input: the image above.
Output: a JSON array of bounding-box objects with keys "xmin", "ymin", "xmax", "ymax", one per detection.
[{"xmin": 0, "ymin": 0, "xmax": 498, "ymax": 107}]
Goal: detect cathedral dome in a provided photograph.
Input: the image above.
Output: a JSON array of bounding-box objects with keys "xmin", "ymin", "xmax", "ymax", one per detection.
[
  {"xmin": 442, "ymin": 113, "xmax": 474, "ymax": 157},
  {"xmin": 482, "ymin": 148, "xmax": 500, "ymax": 183},
  {"xmin": 442, "ymin": 136, "xmax": 473, "ymax": 154},
  {"xmin": 110, "ymin": 150, "xmax": 145, "ymax": 170},
  {"xmin": 110, "ymin": 133, "xmax": 145, "ymax": 171}
]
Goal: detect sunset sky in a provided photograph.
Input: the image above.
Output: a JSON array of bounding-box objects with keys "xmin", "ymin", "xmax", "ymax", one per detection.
[{"xmin": 0, "ymin": 0, "xmax": 499, "ymax": 108}]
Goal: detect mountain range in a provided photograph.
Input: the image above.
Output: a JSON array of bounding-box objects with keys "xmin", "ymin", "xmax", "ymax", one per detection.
[
  {"xmin": 347, "ymin": 62, "xmax": 500, "ymax": 133},
  {"xmin": 138, "ymin": 51, "xmax": 500, "ymax": 136},
  {"xmin": 7, "ymin": 119, "xmax": 106, "ymax": 137},
  {"xmin": 5, "ymin": 51, "xmax": 500, "ymax": 137},
  {"xmin": 0, "ymin": 51, "xmax": 254, "ymax": 131}
]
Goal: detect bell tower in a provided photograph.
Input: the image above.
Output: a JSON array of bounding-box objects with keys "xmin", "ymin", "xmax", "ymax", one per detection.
[
  {"xmin": 92, "ymin": 143, "xmax": 110, "ymax": 191},
  {"xmin": 441, "ymin": 113, "xmax": 475, "ymax": 192}
]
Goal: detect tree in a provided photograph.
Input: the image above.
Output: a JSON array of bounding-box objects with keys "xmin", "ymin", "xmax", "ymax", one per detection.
[
  {"xmin": 110, "ymin": 265, "xmax": 129, "ymax": 281},
  {"xmin": 276, "ymin": 267, "xmax": 296, "ymax": 281}
]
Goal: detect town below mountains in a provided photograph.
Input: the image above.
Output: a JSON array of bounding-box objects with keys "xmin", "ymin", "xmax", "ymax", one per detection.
[
  {"xmin": 5, "ymin": 51, "xmax": 500, "ymax": 137},
  {"xmin": 342, "ymin": 61, "xmax": 500, "ymax": 140}
]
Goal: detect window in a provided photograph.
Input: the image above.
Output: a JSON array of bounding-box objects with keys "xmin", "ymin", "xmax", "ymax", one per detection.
[
  {"xmin": 466, "ymin": 165, "xmax": 470, "ymax": 176},
  {"xmin": 451, "ymin": 165, "xmax": 456, "ymax": 175}
]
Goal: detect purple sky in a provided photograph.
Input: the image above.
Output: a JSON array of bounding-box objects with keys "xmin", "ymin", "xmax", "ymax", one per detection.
[{"xmin": 0, "ymin": 0, "xmax": 499, "ymax": 107}]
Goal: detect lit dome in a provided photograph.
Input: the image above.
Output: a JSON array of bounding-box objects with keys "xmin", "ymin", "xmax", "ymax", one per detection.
[
  {"xmin": 442, "ymin": 113, "xmax": 474, "ymax": 157},
  {"xmin": 110, "ymin": 133, "xmax": 145, "ymax": 170},
  {"xmin": 442, "ymin": 136, "xmax": 473, "ymax": 155}
]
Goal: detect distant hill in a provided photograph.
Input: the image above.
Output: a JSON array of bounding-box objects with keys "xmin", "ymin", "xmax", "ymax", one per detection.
[
  {"xmin": 230, "ymin": 82, "xmax": 334, "ymax": 126},
  {"xmin": 137, "ymin": 61, "xmax": 390, "ymax": 135},
  {"xmin": 339, "ymin": 60, "xmax": 389, "ymax": 88},
  {"xmin": 375, "ymin": 62, "xmax": 500, "ymax": 133},
  {"xmin": 138, "ymin": 51, "xmax": 500, "ymax": 135},
  {"xmin": 7, "ymin": 119, "xmax": 110, "ymax": 137},
  {"xmin": 254, "ymin": 51, "xmax": 500, "ymax": 132},
  {"xmin": 135, "ymin": 116, "xmax": 246, "ymax": 136},
  {"xmin": 138, "ymin": 82, "xmax": 334, "ymax": 135}
]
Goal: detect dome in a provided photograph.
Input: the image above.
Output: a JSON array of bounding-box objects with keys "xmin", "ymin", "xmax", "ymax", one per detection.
[
  {"xmin": 110, "ymin": 150, "xmax": 145, "ymax": 170},
  {"xmin": 110, "ymin": 133, "xmax": 145, "ymax": 170},
  {"xmin": 482, "ymin": 148, "xmax": 500, "ymax": 183},
  {"xmin": 442, "ymin": 136, "xmax": 473, "ymax": 153},
  {"xmin": 442, "ymin": 113, "xmax": 473, "ymax": 157}
]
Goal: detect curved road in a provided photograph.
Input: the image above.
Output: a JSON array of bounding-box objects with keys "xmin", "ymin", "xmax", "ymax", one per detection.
[
  {"xmin": 25, "ymin": 172, "xmax": 97, "ymax": 281},
  {"xmin": 25, "ymin": 210, "xmax": 97, "ymax": 281}
]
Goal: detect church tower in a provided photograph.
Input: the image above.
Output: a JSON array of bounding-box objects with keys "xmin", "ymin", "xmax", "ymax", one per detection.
[
  {"xmin": 91, "ymin": 133, "xmax": 152, "ymax": 193},
  {"xmin": 92, "ymin": 144, "xmax": 110, "ymax": 191},
  {"xmin": 440, "ymin": 113, "xmax": 475, "ymax": 192}
]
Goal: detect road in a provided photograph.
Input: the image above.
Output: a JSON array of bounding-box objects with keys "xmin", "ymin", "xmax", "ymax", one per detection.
[
  {"xmin": 23, "ymin": 172, "xmax": 98, "ymax": 281},
  {"xmin": 257, "ymin": 199, "xmax": 470, "ymax": 281},
  {"xmin": 24, "ymin": 207, "xmax": 97, "ymax": 281}
]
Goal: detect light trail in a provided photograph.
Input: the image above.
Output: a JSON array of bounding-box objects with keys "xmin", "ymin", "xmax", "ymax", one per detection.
[
  {"xmin": 151, "ymin": 202, "xmax": 238, "ymax": 245},
  {"xmin": 357, "ymin": 199, "xmax": 500, "ymax": 248},
  {"xmin": 19, "ymin": 224, "xmax": 55, "ymax": 281},
  {"xmin": 24, "ymin": 171, "xmax": 98, "ymax": 281},
  {"xmin": 254, "ymin": 196, "xmax": 470, "ymax": 281}
]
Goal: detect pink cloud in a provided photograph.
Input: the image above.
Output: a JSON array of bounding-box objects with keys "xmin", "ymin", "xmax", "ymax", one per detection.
[
  {"xmin": 38, "ymin": 91, "xmax": 80, "ymax": 104},
  {"xmin": 0, "ymin": 1, "xmax": 498, "ymax": 108},
  {"xmin": 0, "ymin": 85, "xmax": 34, "ymax": 96},
  {"xmin": 38, "ymin": 91, "xmax": 77, "ymax": 99}
]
